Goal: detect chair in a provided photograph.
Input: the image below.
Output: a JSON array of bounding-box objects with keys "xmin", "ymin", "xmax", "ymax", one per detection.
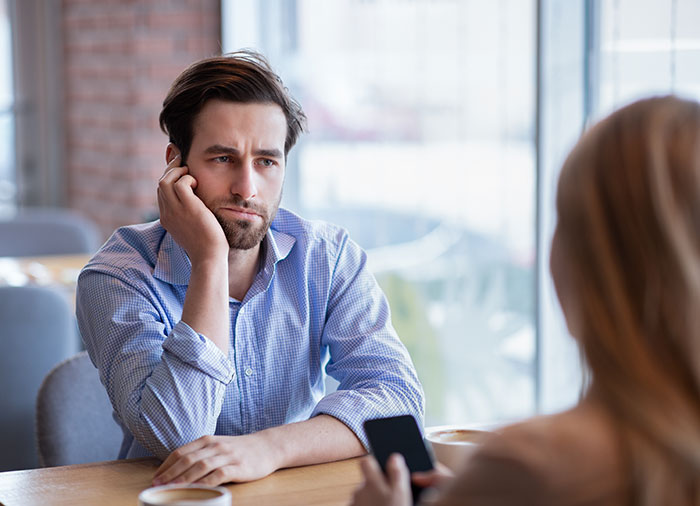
[
  {"xmin": 36, "ymin": 351, "xmax": 123, "ymax": 467},
  {"xmin": 0, "ymin": 207, "xmax": 101, "ymax": 257},
  {"xmin": 0, "ymin": 285, "xmax": 79, "ymax": 471}
]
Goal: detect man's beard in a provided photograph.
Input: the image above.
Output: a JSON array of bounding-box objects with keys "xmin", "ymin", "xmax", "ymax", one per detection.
[{"xmin": 210, "ymin": 195, "xmax": 279, "ymax": 250}]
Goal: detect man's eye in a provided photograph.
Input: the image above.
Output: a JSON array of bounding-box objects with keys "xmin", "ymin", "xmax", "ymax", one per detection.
[
  {"xmin": 259, "ymin": 159, "xmax": 275, "ymax": 167},
  {"xmin": 214, "ymin": 156, "xmax": 231, "ymax": 163}
]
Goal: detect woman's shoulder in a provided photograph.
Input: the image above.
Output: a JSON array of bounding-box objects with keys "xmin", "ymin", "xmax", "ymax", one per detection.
[
  {"xmin": 430, "ymin": 402, "xmax": 628, "ymax": 506},
  {"xmin": 485, "ymin": 401, "xmax": 620, "ymax": 469}
]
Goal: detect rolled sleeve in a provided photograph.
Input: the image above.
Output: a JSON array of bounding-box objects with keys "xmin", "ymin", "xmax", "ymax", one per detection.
[
  {"xmin": 162, "ymin": 321, "xmax": 235, "ymax": 383},
  {"xmin": 312, "ymin": 382, "xmax": 423, "ymax": 449},
  {"xmin": 77, "ymin": 268, "xmax": 234, "ymax": 459}
]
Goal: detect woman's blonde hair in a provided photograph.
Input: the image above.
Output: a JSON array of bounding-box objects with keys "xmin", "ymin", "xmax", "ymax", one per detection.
[{"xmin": 556, "ymin": 96, "xmax": 700, "ymax": 505}]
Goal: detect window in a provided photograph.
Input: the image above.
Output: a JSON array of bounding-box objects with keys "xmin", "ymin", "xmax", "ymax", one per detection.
[
  {"xmin": 4, "ymin": 1, "xmax": 64, "ymax": 210},
  {"xmin": 538, "ymin": 0, "xmax": 700, "ymax": 413},
  {"xmin": 224, "ymin": 0, "xmax": 537, "ymax": 426},
  {"xmin": 0, "ymin": 0, "xmax": 15, "ymax": 214},
  {"xmin": 223, "ymin": 0, "xmax": 700, "ymax": 426},
  {"xmin": 594, "ymin": 0, "xmax": 700, "ymax": 116}
]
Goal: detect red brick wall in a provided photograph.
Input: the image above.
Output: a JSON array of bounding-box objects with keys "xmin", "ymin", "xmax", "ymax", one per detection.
[{"xmin": 63, "ymin": 0, "xmax": 221, "ymax": 237}]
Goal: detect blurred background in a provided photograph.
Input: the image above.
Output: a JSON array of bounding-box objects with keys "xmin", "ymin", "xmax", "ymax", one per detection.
[{"xmin": 1, "ymin": 0, "xmax": 699, "ymax": 440}]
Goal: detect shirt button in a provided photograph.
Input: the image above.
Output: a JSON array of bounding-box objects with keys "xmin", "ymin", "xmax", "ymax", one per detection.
[{"xmin": 245, "ymin": 367, "xmax": 253, "ymax": 377}]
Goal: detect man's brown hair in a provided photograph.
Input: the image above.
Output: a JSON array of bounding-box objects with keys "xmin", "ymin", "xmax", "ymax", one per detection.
[{"xmin": 159, "ymin": 50, "xmax": 306, "ymax": 163}]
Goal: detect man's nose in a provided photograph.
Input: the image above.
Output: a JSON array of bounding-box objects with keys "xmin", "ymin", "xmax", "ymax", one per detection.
[{"xmin": 230, "ymin": 162, "xmax": 257, "ymax": 200}]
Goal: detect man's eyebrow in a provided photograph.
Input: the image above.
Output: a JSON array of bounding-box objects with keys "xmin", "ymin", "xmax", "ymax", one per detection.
[
  {"xmin": 203, "ymin": 144, "xmax": 240, "ymax": 155},
  {"xmin": 202, "ymin": 145, "xmax": 283, "ymax": 159},
  {"xmin": 253, "ymin": 148, "xmax": 283, "ymax": 159}
]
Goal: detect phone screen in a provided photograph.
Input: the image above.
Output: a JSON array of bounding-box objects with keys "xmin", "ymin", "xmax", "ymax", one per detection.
[{"xmin": 363, "ymin": 415, "xmax": 433, "ymax": 503}]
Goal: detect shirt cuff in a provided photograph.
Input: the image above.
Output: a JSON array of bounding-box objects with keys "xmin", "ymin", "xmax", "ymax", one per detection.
[{"xmin": 162, "ymin": 320, "xmax": 235, "ymax": 384}]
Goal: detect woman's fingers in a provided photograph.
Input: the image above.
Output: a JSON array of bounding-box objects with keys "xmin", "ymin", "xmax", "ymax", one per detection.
[
  {"xmin": 359, "ymin": 456, "xmax": 387, "ymax": 491},
  {"xmin": 386, "ymin": 453, "xmax": 410, "ymax": 489}
]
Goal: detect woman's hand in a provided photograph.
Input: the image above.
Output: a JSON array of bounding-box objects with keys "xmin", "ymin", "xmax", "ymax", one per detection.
[
  {"xmin": 411, "ymin": 462, "xmax": 454, "ymax": 489},
  {"xmin": 350, "ymin": 454, "xmax": 412, "ymax": 506}
]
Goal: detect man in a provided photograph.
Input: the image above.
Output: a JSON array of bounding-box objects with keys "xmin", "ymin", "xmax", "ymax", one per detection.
[{"xmin": 76, "ymin": 51, "xmax": 424, "ymax": 487}]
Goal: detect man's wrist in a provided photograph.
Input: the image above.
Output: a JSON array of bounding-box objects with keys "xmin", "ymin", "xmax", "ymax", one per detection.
[
  {"xmin": 189, "ymin": 245, "xmax": 229, "ymax": 268},
  {"xmin": 252, "ymin": 415, "xmax": 365, "ymax": 471},
  {"xmin": 252, "ymin": 428, "xmax": 289, "ymax": 471}
]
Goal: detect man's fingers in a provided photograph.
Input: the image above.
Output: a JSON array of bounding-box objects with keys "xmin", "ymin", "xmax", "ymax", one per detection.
[
  {"xmin": 164, "ymin": 452, "xmax": 229, "ymax": 485},
  {"xmin": 172, "ymin": 174, "xmax": 198, "ymax": 201},
  {"xmin": 163, "ymin": 153, "xmax": 182, "ymax": 174},
  {"xmin": 153, "ymin": 437, "xmax": 210, "ymax": 482},
  {"xmin": 157, "ymin": 165, "xmax": 190, "ymax": 210},
  {"xmin": 158, "ymin": 164, "xmax": 187, "ymax": 184},
  {"xmin": 158, "ymin": 156, "xmax": 183, "ymax": 184},
  {"xmin": 154, "ymin": 450, "xmax": 213, "ymax": 485},
  {"xmin": 194, "ymin": 464, "xmax": 238, "ymax": 486}
]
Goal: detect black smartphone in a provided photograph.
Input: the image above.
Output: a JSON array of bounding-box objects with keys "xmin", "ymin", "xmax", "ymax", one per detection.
[{"xmin": 363, "ymin": 414, "xmax": 434, "ymax": 504}]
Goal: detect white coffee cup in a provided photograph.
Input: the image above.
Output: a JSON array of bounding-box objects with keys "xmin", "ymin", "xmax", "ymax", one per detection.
[
  {"xmin": 425, "ymin": 426, "xmax": 491, "ymax": 472},
  {"xmin": 138, "ymin": 484, "xmax": 231, "ymax": 506}
]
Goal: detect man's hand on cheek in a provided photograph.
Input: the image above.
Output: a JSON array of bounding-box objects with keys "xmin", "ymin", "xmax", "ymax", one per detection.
[
  {"xmin": 157, "ymin": 155, "xmax": 229, "ymax": 263},
  {"xmin": 152, "ymin": 433, "xmax": 280, "ymax": 487}
]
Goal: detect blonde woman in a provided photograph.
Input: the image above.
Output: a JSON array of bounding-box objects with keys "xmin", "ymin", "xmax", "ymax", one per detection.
[{"xmin": 351, "ymin": 96, "xmax": 700, "ymax": 506}]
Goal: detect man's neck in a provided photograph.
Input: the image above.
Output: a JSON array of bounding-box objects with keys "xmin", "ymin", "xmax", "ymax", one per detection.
[{"xmin": 227, "ymin": 242, "xmax": 263, "ymax": 301}]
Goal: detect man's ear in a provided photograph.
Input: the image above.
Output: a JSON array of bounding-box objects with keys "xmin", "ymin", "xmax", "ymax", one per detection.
[{"xmin": 165, "ymin": 142, "xmax": 182, "ymax": 165}]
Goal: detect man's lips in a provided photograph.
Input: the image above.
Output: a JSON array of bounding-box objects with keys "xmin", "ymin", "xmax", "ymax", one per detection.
[{"xmin": 219, "ymin": 207, "xmax": 262, "ymax": 220}]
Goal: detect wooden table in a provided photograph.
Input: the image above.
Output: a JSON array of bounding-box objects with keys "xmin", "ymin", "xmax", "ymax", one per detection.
[
  {"xmin": 0, "ymin": 457, "xmax": 363, "ymax": 505},
  {"xmin": 0, "ymin": 254, "xmax": 91, "ymax": 310},
  {"xmin": 0, "ymin": 254, "xmax": 90, "ymax": 288}
]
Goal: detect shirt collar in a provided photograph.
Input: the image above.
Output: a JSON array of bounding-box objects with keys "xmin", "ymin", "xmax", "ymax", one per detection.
[
  {"xmin": 153, "ymin": 226, "xmax": 296, "ymax": 286},
  {"xmin": 265, "ymin": 226, "xmax": 296, "ymax": 266}
]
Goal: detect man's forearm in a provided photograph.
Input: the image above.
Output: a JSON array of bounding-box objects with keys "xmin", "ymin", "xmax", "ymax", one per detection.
[
  {"xmin": 181, "ymin": 257, "xmax": 230, "ymax": 352},
  {"xmin": 152, "ymin": 414, "xmax": 366, "ymax": 486},
  {"xmin": 261, "ymin": 414, "xmax": 366, "ymax": 469}
]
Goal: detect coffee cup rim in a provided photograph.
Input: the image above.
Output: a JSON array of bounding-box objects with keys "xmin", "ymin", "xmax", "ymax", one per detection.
[
  {"xmin": 423, "ymin": 423, "xmax": 503, "ymax": 445},
  {"xmin": 138, "ymin": 484, "xmax": 231, "ymax": 506},
  {"xmin": 424, "ymin": 421, "xmax": 505, "ymax": 435},
  {"xmin": 425, "ymin": 428, "xmax": 489, "ymax": 443}
]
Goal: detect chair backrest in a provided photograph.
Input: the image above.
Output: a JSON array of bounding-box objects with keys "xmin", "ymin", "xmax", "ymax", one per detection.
[
  {"xmin": 36, "ymin": 351, "xmax": 123, "ymax": 467},
  {"xmin": 0, "ymin": 285, "xmax": 79, "ymax": 471},
  {"xmin": 0, "ymin": 207, "xmax": 101, "ymax": 257},
  {"xmin": 36, "ymin": 351, "xmax": 124, "ymax": 466}
]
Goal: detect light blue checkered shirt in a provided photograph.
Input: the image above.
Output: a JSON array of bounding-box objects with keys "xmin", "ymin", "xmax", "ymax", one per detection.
[{"xmin": 77, "ymin": 208, "xmax": 424, "ymax": 460}]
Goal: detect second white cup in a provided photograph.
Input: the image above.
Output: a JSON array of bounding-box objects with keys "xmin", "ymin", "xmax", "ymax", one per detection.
[{"xmin": 425, "ymin": 427, "xmax": 491, "ymax": 472}]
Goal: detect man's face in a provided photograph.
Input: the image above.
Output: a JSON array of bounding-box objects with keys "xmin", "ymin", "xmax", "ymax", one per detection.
[{"xmin": 186, "ymin": 99, "xmax": 287, "ymax": 250}]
